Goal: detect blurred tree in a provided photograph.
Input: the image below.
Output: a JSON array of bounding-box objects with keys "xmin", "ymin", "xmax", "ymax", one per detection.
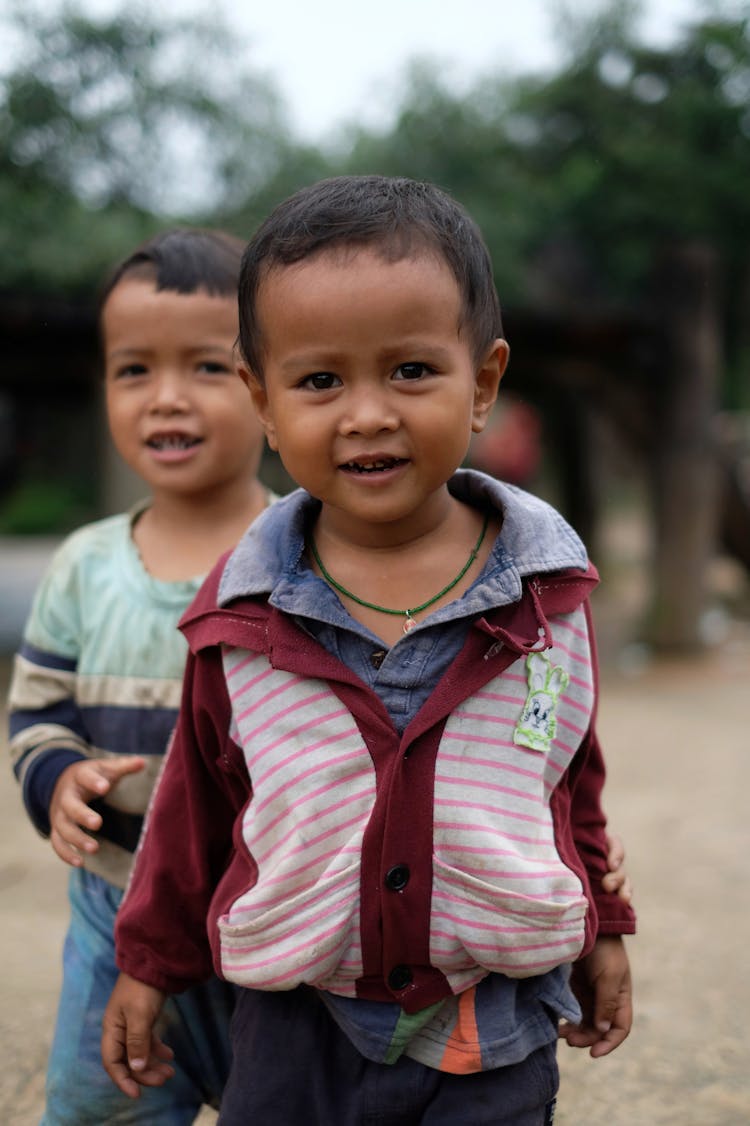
[
  {"xmin": 336, "ymin": 62, "xmax": 535, "ymax": 304},
  {"xmin": 0, "ymin": 1, "xmax": 290, "ymax": 290},
  {"xmin": 490, "ymin": 1, "xmax": 750, "ymax": 643},
  {"xmin": 492, "ymin": 1, "xmax": 750, "ymax": 404},
  {"xmin": 224, "ymin": 140, "xmax": 337, "ymax": 240}
]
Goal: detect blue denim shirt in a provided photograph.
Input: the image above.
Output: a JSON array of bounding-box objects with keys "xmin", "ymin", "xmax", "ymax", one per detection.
[{"xmin": 220, "ymin": 469, "xmax": 585, "ymax": 1069}]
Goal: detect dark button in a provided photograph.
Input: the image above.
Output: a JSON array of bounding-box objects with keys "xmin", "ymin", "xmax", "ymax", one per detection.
[
  {"xmin": 385, "ymin": 864, "xmax": 410, "ymax": 891},
  {"xmin": 387, "ymin": 964, "xmax": 413, "ymax": 991},
  {"xmin": 370, "ymin": 649, "xmax": 387, "ymax": 670}
]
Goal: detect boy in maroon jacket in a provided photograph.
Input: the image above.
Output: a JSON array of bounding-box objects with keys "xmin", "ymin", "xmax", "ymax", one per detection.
[{"xmin": 103, "ymin": 176, "xmax": 635, "ymax": 1125}]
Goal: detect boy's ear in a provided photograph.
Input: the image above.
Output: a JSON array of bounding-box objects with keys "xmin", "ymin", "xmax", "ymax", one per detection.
[
  {"xmin": 471, "ymin": 339, "xmax": 509, "ymax": 434},
  {"xmin": 237, "ymin": 363, "xmax": 279, "ymax": 451}
]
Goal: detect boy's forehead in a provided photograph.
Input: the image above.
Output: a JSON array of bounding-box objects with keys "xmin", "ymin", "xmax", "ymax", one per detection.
[
  {"xmin": 101, "ymin": 278, "xmax": 238, "ymax": 344},
  {"xmin": 258, "ymin": 244, "xmax": 456, "ymax": 299},
  {"xmin": 103, "ymin": 277, "xmax": 236, "ymax": 318},
  {"xmin": 252, "ymin": 248, "xmax": 473, "ymax": 368}
]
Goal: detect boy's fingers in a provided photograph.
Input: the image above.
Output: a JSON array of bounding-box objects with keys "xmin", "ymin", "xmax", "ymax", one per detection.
[
  {"xmin": 606, "ymin": 832, "xmax": 625, "ymax": 869},
  {"xmin": 588, "ymin": 1024, "xmax": 629, "ymax": 1058},
  {"xmin": 601, "ymin": 870, "xmax": 634, "ymax": 903},
  {"xmin": 67, "ymin": 758, "xmax": 145, "ymax": 807},
  {"xmin": 126, "ymin": 1027, "xmax": 155, "ymax": 1073},
  {"xmin": 124, "ymin": 1056, "xmax": 175, "ymax": 1089},
  {"xmin": 59, "ymin": 803, "xmax": 100, "ymax": 839},
  {"xmin": 103, "ymin": 756, "xmax": 146, "ymax": 780},
  {"xmin": 101, "ymin": 1012, "xmax": 142, "ymax": 1099},
  {"xmin": 123, "ymin": 1037, "xmax": 175, "ymax": 1089},
  {"xmin": 108, "ymin": 1063, "xmax": 143, "ymax": 1100},
  {"xmin": 102, "ymin": 976, "xmax": 171, "ymax": 1094},
  {"xmin": 50, "ymin": 826, "xmax": 95, "ymax": 866},
  {"xmin": 126, "ymin": 1033, "xmax": 174, "ymax": 1070},
  {"xmin": 125, "ymin": 1018, "xmax": 174, "ymax": 1081},
  {"xmin": 49, "ymin": 830, "xmax": 84, "ymax": 867},
  {"xmin": 87, "ymin": 757, "xmax": 146, "ymax": 795},
  {"xmin": 559, "ymin": 1021, "xmax": 596, "ymax": 1048},
  {"xmin": 50, "ymin": 802, "xmax": 102, "ymax": 857},
  {"xmin": 592, "ymin": 976, "xmax": 632, "ymax": 1055},
  {"xmin": 593, "ymin": 979, "xmax": 621, "ymax": 1033}
]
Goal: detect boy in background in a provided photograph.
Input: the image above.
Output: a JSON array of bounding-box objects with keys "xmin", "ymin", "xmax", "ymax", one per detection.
[
  {"xmin": 8, "ymin": 228, "xmax": 271, "ymax": 1124},
  {"xmin": 103, "ymin": 178, "xmax": 636, "ymax": 1125}
]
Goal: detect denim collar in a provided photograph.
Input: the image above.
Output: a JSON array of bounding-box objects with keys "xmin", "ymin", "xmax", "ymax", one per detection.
[{"xmin": 219, "ymin": 469, "xmax": 588, "ymax": 622}]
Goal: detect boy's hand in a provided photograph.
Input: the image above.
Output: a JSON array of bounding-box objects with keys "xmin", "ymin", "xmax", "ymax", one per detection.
[
  {"xmin": 601, "ymin": 831, "xmax": 633, "ymax": 904},
  {"xmin": 101, "ymin": 973, "xmax": 173, "ymax": 1098},
  {"xmin": 560, "ymin": 936, "xmax": 632, "ymax": 1058},
  {"xmin": 49, "ymin": 756, "xmax": 145, "ymax": 866}
]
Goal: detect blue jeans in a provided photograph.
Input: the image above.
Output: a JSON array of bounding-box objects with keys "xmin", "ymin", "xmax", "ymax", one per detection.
[
  {"xmin": 43, "ymin": 869, "xmax": 235, "ymax": 1126},
  {"xmin": 219, "ymin": 985, "xmax": 559, "ymax": 1125}
]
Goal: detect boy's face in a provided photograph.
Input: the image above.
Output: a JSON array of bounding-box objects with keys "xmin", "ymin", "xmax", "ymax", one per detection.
[
  {"xmin": 245, "ymin": 248, "xmax": 507, "ymax": 538},
  {"xmin": 102, "ymin": 278, "xmax": 264, "ymax": 501}
]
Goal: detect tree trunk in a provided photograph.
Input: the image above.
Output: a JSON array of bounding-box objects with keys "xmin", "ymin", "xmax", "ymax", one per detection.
[{"xmin": 647, "ymin": 243, "xmax": 722, "ymax": 650}]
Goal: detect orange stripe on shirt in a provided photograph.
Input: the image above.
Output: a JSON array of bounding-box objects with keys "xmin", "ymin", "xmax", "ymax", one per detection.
[{"xmin": 438, "ymin": 986, "xmax": 483, "ymax": 1074}]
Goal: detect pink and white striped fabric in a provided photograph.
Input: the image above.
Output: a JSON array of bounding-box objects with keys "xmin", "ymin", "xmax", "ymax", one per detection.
[{"xmin": 217, "ymin": 606, "xmax": 593, "ymax": 995}]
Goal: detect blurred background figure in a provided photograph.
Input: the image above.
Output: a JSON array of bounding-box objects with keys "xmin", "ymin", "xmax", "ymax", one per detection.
[{"xmin": 470, "ymin": 395, "xmax": 543, "ymax": 489}]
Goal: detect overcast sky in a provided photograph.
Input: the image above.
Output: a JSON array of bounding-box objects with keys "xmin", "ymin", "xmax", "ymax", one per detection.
[{"xmin": 37, "ymin": 0, "xmax": 729, "ymax": 140}]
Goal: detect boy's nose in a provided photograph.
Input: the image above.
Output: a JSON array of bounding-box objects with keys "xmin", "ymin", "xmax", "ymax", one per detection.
[
  {"xmin": 339, "ymin": 386, "xmax": 398, "ymax": 435},
  {"xmin": 150, "ymin": 372, "xmax": 189, "ymax": 412}
]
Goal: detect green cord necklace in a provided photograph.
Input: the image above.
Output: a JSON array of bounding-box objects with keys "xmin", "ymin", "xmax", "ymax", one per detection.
[{"xmin": 309, "ymin": 513, "xmax": 490, "ymax": 634}]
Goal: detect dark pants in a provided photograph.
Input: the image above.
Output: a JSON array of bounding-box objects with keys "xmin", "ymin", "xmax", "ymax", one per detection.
[{"xmin": 219, "ymin": 986, "xmax": 558, "ymax": 1126}]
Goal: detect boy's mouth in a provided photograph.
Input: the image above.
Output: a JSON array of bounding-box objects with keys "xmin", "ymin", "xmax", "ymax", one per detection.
[
  {"xmin": 340, "ymin": 457, "xmax": 407, "ymax": 474},
  {"xmin": 146, "ymin": 433, "xmax": 202, "ymax": 451}
]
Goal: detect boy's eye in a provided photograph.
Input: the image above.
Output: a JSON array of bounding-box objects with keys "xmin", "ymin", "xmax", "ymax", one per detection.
[
  {"xmin": 112, "ymin": 363, "xmax": 148, "ymax": 380},
  {"xmin": 301, "ymin": 372, "xmax": 341, "ymax": 391},
  {"xmin": 198, "ymin": 360, "xmax": 232, "ymax": 375},
  {"xmin": 394, "ymin": 362, "xmax": 430, "ymax": 381}
]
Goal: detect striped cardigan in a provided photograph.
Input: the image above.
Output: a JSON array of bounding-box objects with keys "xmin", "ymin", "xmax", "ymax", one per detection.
[{"xmin": 116, "ymin": 553, "xmax": 632, "ymax": 1015}]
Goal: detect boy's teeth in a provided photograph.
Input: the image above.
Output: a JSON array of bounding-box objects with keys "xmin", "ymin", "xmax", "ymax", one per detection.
[
  {"xmin": 345, "ymin": 458, "xmax": 399, "ymax": 473},
  {"xmin": 150, "ymin": 435, "xmax": 197, "ymax": 450}
]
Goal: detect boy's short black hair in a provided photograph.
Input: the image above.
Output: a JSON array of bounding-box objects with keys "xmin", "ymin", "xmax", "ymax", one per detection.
[
  {"xmin": 238, "ymin": 176, "xmax": 504, "ymax": 380},
  {"xmin": 100, "ymin": 227, "xmax": 246, "ymax": 308},
  {"xmin": 97, "ymin": 228, "xmax": 246, "ymax": 372}
]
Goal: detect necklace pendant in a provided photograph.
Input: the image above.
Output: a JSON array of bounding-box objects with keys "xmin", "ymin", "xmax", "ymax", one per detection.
[{"xmin": 403, "ymin": 613, "xmax": 417, "ymax": 634}]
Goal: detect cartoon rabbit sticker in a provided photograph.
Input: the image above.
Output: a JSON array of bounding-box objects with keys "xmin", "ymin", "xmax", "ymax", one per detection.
[{"xmin": 514, "ymin": 651, "xmax": 569, "ymax": 752}]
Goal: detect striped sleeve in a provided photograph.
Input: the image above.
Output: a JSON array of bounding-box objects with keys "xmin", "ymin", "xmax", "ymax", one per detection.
[{"xmin": 7, "ymin": 541, "xmax": 89, "ymax": 835}]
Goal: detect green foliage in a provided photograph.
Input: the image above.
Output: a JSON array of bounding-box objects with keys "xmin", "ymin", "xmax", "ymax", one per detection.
[
  {"xmin": 293, "ymin": 5, "xmax": 750, "ymax": 315},
  {"xmin": 500, "ymin": 6, "xmax": 750, "ymax": 295},
  {"xmin": 337, "ymin": 63, "xmax": 537, "ymax": 303},
  {"xmin": 0, "ymin": 478, "xmax": 95, "ymax": 534},
  {"xmin": 495, "ymin": 3, "xmax": 750, "ymax": 402},
  {"xmin": 222, "ymin": 141, "xmax": 338, "ymax": 241},
  {"xmin": 0, "ymin": 181, "xmax": 162, "ymax": 293},
  {"xmin": 0, "ymin": 1, "xmax": 290, "ymax": 291},
  {"xmin": 4, "ymin": 0, "xmax": 750, "ymax": 362}
]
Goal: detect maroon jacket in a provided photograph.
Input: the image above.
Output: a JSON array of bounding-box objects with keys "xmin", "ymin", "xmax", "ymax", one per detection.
[{"xmin": 115, "ymin": 555, "xmax": 635, "ymax": 1009}]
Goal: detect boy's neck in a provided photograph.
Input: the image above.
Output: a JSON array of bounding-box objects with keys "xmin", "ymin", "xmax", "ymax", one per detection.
[
  {"xmin": 310, "ymin": 496, "xmax": 500, "ymax": 648},
  {"xmin": 133, "ymin": 479, "xmax": 268, "ymax": 582}
]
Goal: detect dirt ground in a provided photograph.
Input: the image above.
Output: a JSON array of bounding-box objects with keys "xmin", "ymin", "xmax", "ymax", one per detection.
[{"xmin": 2, "ymin": 603, "xmax": 749, "ymax": 1125}]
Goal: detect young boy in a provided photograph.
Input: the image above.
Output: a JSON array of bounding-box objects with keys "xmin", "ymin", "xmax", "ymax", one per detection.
[
  {"xmin": 8, "ymin": 228, "xmax": 271, "ymax": 1124},
  {"xmin": 102, "ymin": 177, "xmax": 636, "ymax": 1124}
]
